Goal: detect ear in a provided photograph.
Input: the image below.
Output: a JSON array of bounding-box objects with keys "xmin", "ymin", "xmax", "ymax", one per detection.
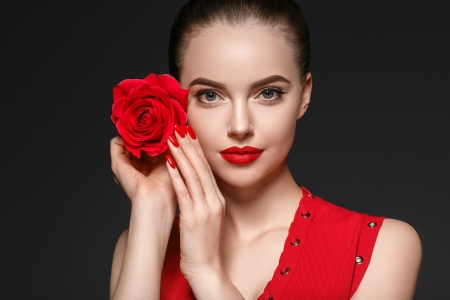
[{"xmin": 296, "ymin": 72, "xmax": 313, "ymax": 120}]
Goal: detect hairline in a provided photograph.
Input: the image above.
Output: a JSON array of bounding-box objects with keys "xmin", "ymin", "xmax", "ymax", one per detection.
[{"xmin": 177, "ymin": 19, "xmax": 305, "ymax": 83}]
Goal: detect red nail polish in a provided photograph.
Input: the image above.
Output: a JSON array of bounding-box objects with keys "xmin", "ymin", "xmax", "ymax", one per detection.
[
  {"xmin": 174, "ymin": 124, "xmax": 185, "ymax": 138},
  {"xmin": 167, "ymin": 134, "xmax": 179, "ymax": 147},
  {"xmin": 186, "ymin": 125, "xmax": 196, "ymax": 140},
  {"xmin": 181, "ymin": 124, "xmax": 188, "ymax": 135},
  {"xmin": 166, "ymin": 155, "xmax": 176, "ymax": 169}
]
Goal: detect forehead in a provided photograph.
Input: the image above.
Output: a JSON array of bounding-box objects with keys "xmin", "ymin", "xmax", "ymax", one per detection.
[{"xmin": 180, "ymin": 24, "xmax": 300, "ymax": 88}]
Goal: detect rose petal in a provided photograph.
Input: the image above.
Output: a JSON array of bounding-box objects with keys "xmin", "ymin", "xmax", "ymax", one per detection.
[
  {"xmin": 113, "ymin": 79, "xmax": 147, "ymax": 103},
  {"xmin": 158, "ymin": 74, "xmax": 188, "ymax": 110},
  {"xmin": 112, "ymin": 96, "xmax": 128, "ymax": 122},
  {"xmin": 142, "ymin": 142, "xmax": 168, "ymax": 157},
  {"xmin": 117, "ymin": 124, "xmax": 141, "ymax": 148},
  {"xmin": 125, "ymin": 100, "xmax": 166, "ymax": 142},
  {"xmin": 143, "ymin": 73, "xmax": 160, "ymax": 86},
  {"xmin": 171, "ymin": 99, "xmax": 188, "ymax": 126},
  {"xmin": 147, "ymin": 86, "xmax": 172, "ymax": 107}
]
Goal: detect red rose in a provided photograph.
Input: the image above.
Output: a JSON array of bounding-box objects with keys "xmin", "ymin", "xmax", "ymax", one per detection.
[{"xmin": 111, "ymin": 74, "xmax": 188, "ymax": 158}]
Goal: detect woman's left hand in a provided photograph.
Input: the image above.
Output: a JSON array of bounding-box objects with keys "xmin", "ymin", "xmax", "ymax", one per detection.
[{"xmin": 165, "ymin": 124, "xmax": 243, "ymax": 299}]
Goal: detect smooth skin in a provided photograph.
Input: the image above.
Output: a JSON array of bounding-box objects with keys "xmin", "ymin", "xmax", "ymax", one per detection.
[{"xmin": 110, "ymin": 24, "xmax": 421, "ymax": 300}]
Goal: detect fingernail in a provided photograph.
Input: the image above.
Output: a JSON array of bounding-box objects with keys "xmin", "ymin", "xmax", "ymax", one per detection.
[
  {"xmin": 167, "ymin": 134, "xmax": 179, "ymax": 147},
  {"xmin": 166, "ymin": 155, "xmax": 176, "ymax": 169},
  {"xmin": 181, "ymin": 124, "xmax": 188, "ymax": 134},
  {"xmin": 174, "ymin": 124, "xmax": 185, "ymax": 138},
  {"xmin": 186, "ymin": 125, "xmax": 196, "ymax": 140}
]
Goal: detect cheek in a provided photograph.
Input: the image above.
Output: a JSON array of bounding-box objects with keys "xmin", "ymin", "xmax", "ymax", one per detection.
[
  {"xmin": 255, "ymin": 104, "xmax": 297, "ymax": 148},
  {"xmin": 186, "ymin": 107, "xmax": 225, "ymax": 151},
  {"xmin": 186, "ymin": 102, "xmax": 298, "ymax": 187}
]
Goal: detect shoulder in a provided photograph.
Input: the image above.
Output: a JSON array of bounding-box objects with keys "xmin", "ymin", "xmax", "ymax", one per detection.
[
  {"xmin": 377, "ymin": 218, "xmax": 421, "ymax": 250},
  {"xmin": 375, "ymin": 219, "xmax": 422, "ymax": 264},
  {"xmin": 351, "ymin": 218, "xmax": 422, "ymax": 300},
  {"xmin": 309, "ymin": 196, "xmax": 372, "ymax": 232}
]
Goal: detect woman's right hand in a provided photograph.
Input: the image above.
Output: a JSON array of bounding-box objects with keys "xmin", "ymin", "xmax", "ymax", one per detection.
[
  {"xmin": 110, "ymin": 136, "xmax": 176, "ymax": 208},
  {"xmin": 110, "ymin": 136, "xmax": 178, "ymax": 300}
]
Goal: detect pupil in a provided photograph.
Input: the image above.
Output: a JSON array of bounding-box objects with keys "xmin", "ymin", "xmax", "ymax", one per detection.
[
  {"xmin": 206, "ymin": 92, "xmax": 216, "ymax": 101},
  {"xmin": 264, "ymin": 90, "xmax": 274, "ymax": 98}
]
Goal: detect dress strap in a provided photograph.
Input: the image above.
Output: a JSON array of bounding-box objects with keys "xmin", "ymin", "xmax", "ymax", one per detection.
[
  {"xmin": 299, "ymin": 186, "xmax": 314, "ymax": 217},
  {"xmin": 349, "ymin": 215, "xmax": 386, "ymax": 297},
  {"xmin": 258, "ymin": 186, "xmax": 319, "ymax": 300}
]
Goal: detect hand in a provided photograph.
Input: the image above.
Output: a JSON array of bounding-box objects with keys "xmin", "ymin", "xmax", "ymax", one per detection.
[
  {"xmin": 165, "ymin": 124, "xmax": 226, "ymax": 281},
  {"xmin": 110, "ymin": 136, "xmax": 176, "ymax": 208}
]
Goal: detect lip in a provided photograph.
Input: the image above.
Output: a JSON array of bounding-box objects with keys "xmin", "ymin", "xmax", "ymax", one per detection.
[{"xmin": 220, "ymin": 146, "xmax": 263, "ymax": 164}]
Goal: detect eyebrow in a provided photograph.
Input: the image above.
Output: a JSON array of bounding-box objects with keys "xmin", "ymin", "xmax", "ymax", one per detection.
[{"xmin": 188, "ymin": 75, "xmax": 291, "ymax": 89}]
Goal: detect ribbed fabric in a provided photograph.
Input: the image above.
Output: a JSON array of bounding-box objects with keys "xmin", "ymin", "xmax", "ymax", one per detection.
[{"xmin": 160, "ymin": 187, "xmax": 385, "ymax": 299}]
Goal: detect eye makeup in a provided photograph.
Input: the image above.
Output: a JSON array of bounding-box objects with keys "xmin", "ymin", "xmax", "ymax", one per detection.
[
  {"xmin": 193, "ymin": 87, "xmax": 286, "ymax": 107},
  {"xmin": 193, "ymin": 90, "xmax": 223, "ymax": 107},
  {"xmin": 256, "ymin": 87, "xmax": 286, "ymax": 102}
]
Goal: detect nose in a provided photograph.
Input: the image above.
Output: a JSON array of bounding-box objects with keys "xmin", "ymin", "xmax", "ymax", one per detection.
[{"xmin": 227, "ymin": 99, "xmax": 254, "ymax": 139}]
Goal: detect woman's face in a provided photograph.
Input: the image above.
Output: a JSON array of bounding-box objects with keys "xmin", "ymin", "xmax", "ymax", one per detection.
[{"xmin": 179, "ymin": 24, "xmax": 311, "ymax": 188}]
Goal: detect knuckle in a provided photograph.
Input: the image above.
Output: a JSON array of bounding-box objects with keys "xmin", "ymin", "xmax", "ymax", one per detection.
[
  {"xmin": 179, "ymin": 188, "xmax": 190, "ymax": 199},
  {"xmin": 196, "ymin": 210, "xmax": 209, "ymax": 223},
  {"xmin": 110, "ymin": 136, "xmax": 123, "ymax": 147},
  {"xmin": 210, "ymin": 202, "xmax": 223, "ymax": 217},
  {"xmin": 200, "ymin": 163, "xmax": 211, "ymax": 174},
  {"xmin": 110, "ymin": 136, "xmax": 118, "ymax": 146},
  {"xmin": 190, "ymin": 173, "xmax": 201, "ymax": 184}
]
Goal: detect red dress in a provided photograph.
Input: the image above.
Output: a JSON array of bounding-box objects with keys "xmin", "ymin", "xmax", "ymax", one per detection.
[{"xmin": 160, "ymin": 187, "xmax": 385, "ymax": 299}]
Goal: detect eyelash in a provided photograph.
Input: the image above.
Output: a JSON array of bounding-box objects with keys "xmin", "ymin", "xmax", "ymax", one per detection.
[{"xmin": 193, "ymin": 87, "xmax": 286, "ymax": 107}]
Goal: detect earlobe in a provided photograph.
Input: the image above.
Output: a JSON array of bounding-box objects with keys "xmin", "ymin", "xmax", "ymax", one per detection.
[{"xmin": 297, "ymin": 72, "xmax": 313, "ymax": 120}]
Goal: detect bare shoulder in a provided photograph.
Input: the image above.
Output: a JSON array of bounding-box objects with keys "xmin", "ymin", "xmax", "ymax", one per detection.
[
  {"xmin": 351, "ymin": 218, "xmax": 422, "ymax": 300},
  {"xmin": 110, "ymin": 229, "xmax": 129, "ymax": 298},
  {"xmin": 378, "ymin": 218, "xmax": 421, "ymax": 247}
]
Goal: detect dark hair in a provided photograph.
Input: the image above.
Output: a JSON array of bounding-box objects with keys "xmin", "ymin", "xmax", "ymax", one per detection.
[{"xmin": 168, "ymin": 0, "xmax": 311, "ymax": 83}]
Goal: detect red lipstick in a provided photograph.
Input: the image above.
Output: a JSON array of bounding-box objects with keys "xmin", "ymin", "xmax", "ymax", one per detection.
[{"xmin": 220, "ymin": 146, "xmax": 263, "ymax": 164}]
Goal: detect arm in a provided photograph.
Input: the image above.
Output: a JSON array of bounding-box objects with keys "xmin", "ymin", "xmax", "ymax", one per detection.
[
  {"xmin": 109, "ymin": 136, "xmax": 177, "ymax": 300},
  {"xmin": 351, "ymin": 218, "xmax": 422, "ymax": 300},
  {"xmin": 109, "ymin": 200, "xmax": 176, "ymax": 300}
]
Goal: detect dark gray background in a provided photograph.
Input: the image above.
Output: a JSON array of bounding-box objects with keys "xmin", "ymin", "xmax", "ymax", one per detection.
[{"xmin": 2, "ymin": 1, "xmax": 449, "ymax": 299}]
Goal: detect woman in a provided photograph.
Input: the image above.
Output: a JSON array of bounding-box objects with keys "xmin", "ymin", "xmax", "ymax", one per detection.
[{"xmin": 109, "ymin": 0, "xmax": 421, "ymax": 299}]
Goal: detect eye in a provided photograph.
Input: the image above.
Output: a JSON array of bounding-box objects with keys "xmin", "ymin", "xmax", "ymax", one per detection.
[
  {"xmin": 257, "ymin": 87, "xmax": 285, "ymax": 102},
  {"xmin": 262, "ymin": 89, "xmax": 275, "ymax": 99},
  {"xmin": 194, "ymin": 90, "xmax": 221, "ymax": 106}
]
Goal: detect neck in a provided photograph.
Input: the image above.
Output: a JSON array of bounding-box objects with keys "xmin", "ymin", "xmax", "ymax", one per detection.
[{"xmin": 215, "ymin": 158, "xmax": 303, "ymax": 241}]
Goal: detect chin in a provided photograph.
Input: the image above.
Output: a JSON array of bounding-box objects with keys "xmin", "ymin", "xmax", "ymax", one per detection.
[
  {"xmin": 210, "ymin": 153, "xmax": 286, "ymax": 189},
  {"xmin": 214, "ymin": 171, "xmax": 264, "ymax": 188}
]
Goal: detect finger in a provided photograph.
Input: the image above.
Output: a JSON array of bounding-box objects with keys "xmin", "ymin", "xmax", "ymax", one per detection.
[
  {"xmin": 110, "ymin": 136, "xmax": 141, "ymax": 185},
  {"xmin": 167, "ymin": 128, "xmax": 207, "ymax": 206},
  {"xmin": 184, "ymin": 125, "xmax": 224, "ymax": 204},
  {"xmin": 165, "ymin": 154, "xmax": 193, "ymax": 213},
  {"xmin": 172, "ymin": 125, "xmax": 219, "ymax": 205},
  {"xmin": 111, "ymin": 136, "xmax": 131, "ymax": 170}
]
